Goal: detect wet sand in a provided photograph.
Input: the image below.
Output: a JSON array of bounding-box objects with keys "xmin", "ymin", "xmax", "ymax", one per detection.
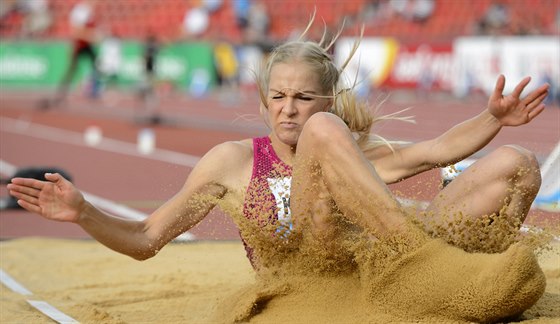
[{"xmin": 1, "ymin": 237, "xmax": 559, "ymax": 323}]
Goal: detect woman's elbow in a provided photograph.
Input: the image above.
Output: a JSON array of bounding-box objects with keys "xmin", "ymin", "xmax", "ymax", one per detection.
[
  {"xmin": 129, "ymin": 239, "xmax": 163, "ymax": 261},
  {"xmin": 131, "ymin": 249, "xmax": 158, "ymax": 261}
]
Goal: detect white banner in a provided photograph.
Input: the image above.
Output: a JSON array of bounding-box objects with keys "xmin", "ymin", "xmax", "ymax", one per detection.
[
  {"xmin": 335, "ymin": 36, "xmax": 559, "ymax": 99},
  {"xmin": 453, "ymin": 36, "xmax": 560, "ymax": 97}
]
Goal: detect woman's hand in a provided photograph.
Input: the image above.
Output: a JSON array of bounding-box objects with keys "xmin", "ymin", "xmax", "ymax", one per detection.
[
  {"xmin": 7, "ymin": 173, "xmax": 85, "ymax": 223},
  {"xmin": 488, "ymin": 74, "xmax": 549, "ymax": 126}
]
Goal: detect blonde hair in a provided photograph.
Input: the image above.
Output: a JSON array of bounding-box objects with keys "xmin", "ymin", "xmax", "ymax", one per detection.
[{"xmin": 257, "ymin": 14, "xmax": 413, "ymax": 150}]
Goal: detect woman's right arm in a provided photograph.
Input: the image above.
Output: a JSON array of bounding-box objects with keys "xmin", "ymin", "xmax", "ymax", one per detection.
[{"xmin": 7, "ymin": 141, "xmax": 247, "ymax": 260}]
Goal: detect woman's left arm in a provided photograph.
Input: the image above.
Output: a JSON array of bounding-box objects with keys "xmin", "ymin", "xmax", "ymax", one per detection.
[{"xmin": 370, "ymin": 75, "xmax": 549, "ymax": 183}]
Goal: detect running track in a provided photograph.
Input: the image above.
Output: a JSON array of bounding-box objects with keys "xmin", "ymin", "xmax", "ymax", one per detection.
[{"xmin": 1, "ymin": 89, "xmax": 558, "ymax": 240}]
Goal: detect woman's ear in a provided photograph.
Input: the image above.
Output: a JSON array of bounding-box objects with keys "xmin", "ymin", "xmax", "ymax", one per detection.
[{"xmin": 324, "ymin": 98, "xmax": 334, "ymax": 112}]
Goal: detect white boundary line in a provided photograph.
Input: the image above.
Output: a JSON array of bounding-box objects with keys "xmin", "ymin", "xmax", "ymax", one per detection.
[
  {"xmin": 26, "ymin": 300, "xmax": 79, "ymax": 324},
  {"xmin": 0, "ymin": 269, "xmax": 32, "ymax": 295},
  {"xmin": 0, "ymin": 269, "xmax": 79, "ymax": 323}
]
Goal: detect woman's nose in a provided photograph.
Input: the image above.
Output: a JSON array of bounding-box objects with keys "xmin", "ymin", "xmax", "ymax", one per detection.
[{"xmin": 283, "ymin": 97, "xmax": 297, "ymax": 115}]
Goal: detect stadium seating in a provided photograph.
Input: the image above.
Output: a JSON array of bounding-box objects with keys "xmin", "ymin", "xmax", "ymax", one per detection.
[{"xmin": 0, "ymin": 0, "xmax": 558, "ymax": 42}]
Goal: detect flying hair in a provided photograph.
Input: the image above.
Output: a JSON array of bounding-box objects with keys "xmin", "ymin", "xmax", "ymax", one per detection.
[{"xmin": 257, "ymin": 9, "xmax": 415, "ymax": 151}]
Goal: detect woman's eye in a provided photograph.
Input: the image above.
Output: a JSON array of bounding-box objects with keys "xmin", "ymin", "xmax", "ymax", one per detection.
[
  {"xmin": 272, "ymin": 96, "xmax": 283, "ymax": 100},
  {"xmin": 299, "ymin": 97, "xmax": 313, "ymax": 101}
]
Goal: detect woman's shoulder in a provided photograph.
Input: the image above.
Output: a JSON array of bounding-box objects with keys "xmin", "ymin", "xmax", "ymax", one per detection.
[
  {"xmin": 202, "ymin": 139, "xmax": 254, "ymax": 165},
  {"xmin": 196, "ymin": 139, "xmax": 254, "ymax": 188},
  {"xmin": 212, "ymin": 139, "xmax": 253, "ymax": 155}
]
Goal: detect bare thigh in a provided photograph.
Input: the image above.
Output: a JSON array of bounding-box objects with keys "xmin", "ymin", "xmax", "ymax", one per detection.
[
  {"xmin": 290, "ymin": 113, "xmax": 406, "ymax": 241},
  {"xmin": 420, "ymin": 145, "xmax": 541, "ymax": 251}
]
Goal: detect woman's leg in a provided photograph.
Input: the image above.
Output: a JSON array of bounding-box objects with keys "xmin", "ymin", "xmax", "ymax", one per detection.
[
  {"xmin": 288, "ymin": 113, "xmax": 545, "ymax": 322},
  {"xmin": 423, "ymin": 145, "xmax": 541, "ymax": 251},
  {"xmin": 290, "ymin": 112, "xmax": 412, "ymax": 240}
]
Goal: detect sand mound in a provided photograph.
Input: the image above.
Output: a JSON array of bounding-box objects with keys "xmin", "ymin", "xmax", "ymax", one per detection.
[{"xmin": 1, "ymin": 237, "xmax": 559, "ymax": 323}]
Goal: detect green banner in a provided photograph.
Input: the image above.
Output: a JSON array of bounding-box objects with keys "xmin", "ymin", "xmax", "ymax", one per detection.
[
  {"xmin": 0, "ymin": 40, "xmax": 217, "ymax": 90},
  {"xmin": 0, "ymin": 41, "xmax": 70, "ymax": 86}
]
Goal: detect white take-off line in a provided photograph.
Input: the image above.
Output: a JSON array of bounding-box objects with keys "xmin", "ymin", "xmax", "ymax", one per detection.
[{"xmin": 0, "ymin": 269, "xmax": 79, "ymax": 323}]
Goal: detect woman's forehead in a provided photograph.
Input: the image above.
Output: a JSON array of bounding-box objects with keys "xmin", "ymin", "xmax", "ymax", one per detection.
[{"xmin": 268, "ymin": 62, "xmax": 322, "ymax": 92}]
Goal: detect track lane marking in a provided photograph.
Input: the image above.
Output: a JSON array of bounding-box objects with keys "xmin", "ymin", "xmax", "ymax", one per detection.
[{"xmin": 1, "ymin": 116, "xmax": 200, "ymax": 167}]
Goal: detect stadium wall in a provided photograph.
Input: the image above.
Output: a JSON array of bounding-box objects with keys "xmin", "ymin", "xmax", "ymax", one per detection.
[
  {"xmin": 335, "ymin": 36, "xmax": 559, "ymax": 97},
  {"xmin": 0, "ymin": 41, "xmax": 217, "ymax": 92},
  {"xmin": 1, "ymin": 37, "xmax": 558, "ymax": 99}
]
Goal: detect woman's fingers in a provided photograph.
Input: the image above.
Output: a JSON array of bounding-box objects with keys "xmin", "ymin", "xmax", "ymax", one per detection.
[
  {"xmin": 8, "ymin": 186, "xmax": 39, "ymax": 203},
  {"xmin": 490, "ymin": 74, "xmax": 506, "ymax": 102},
  {"xmin": 522, "ymin": 83, "xmax": 550, "ymax": 105},
  {"xmin": 15, "ymin": 198, "xmax": 42, "ymax": 214},
  {"xmin": 511, "ymin": 76, "xmax": 531, "ymax": 99},
  {"xmin": 7, "ymin": 183, "xmax": 41, "ymax": 198},
  {"xmin": 9, "ymin": 177, "xmax": 45, "ymax": 190},
  {"xmin": 45, "ymin": 172, "xmax": 64, "ymax": 183},
  {"xmin": 528, "ymin": 91, "xmax": 549, "ymax": 109},
  {"xmin": 8, "ymin": 188, "xmax": 40, "ymax": 209},
  {"xmin": 528, "ymin": 103, "xmax": 546, "ymax": 121}
]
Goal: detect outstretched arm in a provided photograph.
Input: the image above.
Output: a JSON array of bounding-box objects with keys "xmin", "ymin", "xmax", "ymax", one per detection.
[
  {"xmin": 7, "ymin": 142, "xmax": 246, "ymax": 260},
  {"xmin": 370, "ymin": 75, "xmax": 549, "ymax": 183}
]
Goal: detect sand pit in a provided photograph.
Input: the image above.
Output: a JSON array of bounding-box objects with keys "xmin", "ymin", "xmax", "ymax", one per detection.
[{"xmin": 0, "ymin": 237, "xmax": 559, "ymax": 323}]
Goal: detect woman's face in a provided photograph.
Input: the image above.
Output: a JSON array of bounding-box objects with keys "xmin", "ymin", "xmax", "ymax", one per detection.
[{"xmin": 267, "ymin": 61, "xmax": 332, "ymax": 148}]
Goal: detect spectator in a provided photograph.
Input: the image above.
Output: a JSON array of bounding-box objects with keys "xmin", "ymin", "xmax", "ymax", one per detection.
[
  {"xmin": 213, "ymin": 39, "xmax": 239, "ymax": 98},
  {"xmin": 20, "ymin": 0, "xmax": 52, "ymax": 38},
  {"xmin": 477, "ymin": 1, "xmax": 511, "ymax": 35},
  {"xmin": 181, "ymin": 4, "xmax": 209, "ymax": 39},
  {"xmin": 41, "ymin": 0, "xmax": 99, "ymax": 108},
  {"xmin": 97, "ymin": 25, "xmax": 122, "ymax": 104},
  {"xmin": 201, "ymin": 0, "xmax": 222, "ymax": 13},
  {"xmin": 233, "ymin": 0, "xmax": 251, "ymax": 30},
  {"xmin": 244, "ymin": 0, "xmax": 273, "ymax": 51},
  {"xmin": 137, "ymin": 32, "xmax": 161, "ymax": 123},
  {"xmin": 411, "ymin": 0, "xmax": 434, "ymax": 23},
  {"xmin": 552, "ymin": 7, "xmax": 560, "ymax": 34},
  {"xmin": 0, "ymin": 0, "xmax": 18, "ymax": 22},
  {"xmin": 389, "ymin": 0, "xmax": 410, "ymax": 18},
  {"xmin": 388, "ymin": 0, "xmax": 434, "ymax": 23}
]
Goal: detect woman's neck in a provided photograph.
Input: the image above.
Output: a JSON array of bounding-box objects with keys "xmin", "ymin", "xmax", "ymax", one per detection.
[{"xmin": 268, "ymin": 135, "xmax": 296, "ymax": 166}]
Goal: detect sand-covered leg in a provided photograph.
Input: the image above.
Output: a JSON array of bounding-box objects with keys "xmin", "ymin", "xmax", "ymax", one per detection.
[
  {"xmin": 291, "ymin": 113, "xmax": 411, "ymax": 240},
  {"xmin": 422, "ymin": 145, "xmax": 541, "ymax": 252},
  {"xmin": 357, "ymin": 239, "xmax": 546, "ymax": 323}
]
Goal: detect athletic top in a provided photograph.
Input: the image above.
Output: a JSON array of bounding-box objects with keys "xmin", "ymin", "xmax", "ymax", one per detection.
[{"xmin": 242, "ymin": 136, "xmax": 293, "ymax": 268}]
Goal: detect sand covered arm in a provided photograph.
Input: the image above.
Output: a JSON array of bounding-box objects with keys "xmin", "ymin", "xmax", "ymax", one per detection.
[
  {"xmin": 370, "ymin": 75, "xmax": 549, "ymax": 183},
  {"xmin": 8, "ymin": 141, "xmax": 250, "ymax": 260}
]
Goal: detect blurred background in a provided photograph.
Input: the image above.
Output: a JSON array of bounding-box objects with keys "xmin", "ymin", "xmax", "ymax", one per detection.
[
  {"xmin": 0, "ymin": 0, "xmax": 559, "ymax": 101},
  {"xmin": 0, "ymin": 0, "xmax": 558, "ymax": 239}
]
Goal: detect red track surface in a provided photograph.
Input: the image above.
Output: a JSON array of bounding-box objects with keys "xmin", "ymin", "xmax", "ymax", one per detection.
[{"xmin": 1, "ymin": 90, "xmax": 558, "ymax": 240}]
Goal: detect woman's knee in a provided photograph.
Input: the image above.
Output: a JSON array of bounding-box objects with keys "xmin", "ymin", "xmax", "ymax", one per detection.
[
  {"xmin": 299, "ymin": 112, "xmax": 349, "ymax": 146},
  {"xmin": 491, "ymin": 145, "xmax": 541, "ymax": 186}
]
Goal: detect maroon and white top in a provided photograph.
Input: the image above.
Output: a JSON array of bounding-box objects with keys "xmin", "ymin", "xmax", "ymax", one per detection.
[{"xmin": 242, "ymin": 136, "xmax": 293, "ymax": 268}]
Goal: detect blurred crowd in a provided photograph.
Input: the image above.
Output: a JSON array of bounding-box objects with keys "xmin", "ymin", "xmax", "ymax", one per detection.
[
  {"xmin": 1, "ymin": 0, "xmax": 558, "ymax": 42},
  {"xmin": 0, "ymin": 0, "xmax": 52, "ymax": 38},
  {"xmin": 0, "ymin": 0, "xmax": 558, "ymax": 107}
]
